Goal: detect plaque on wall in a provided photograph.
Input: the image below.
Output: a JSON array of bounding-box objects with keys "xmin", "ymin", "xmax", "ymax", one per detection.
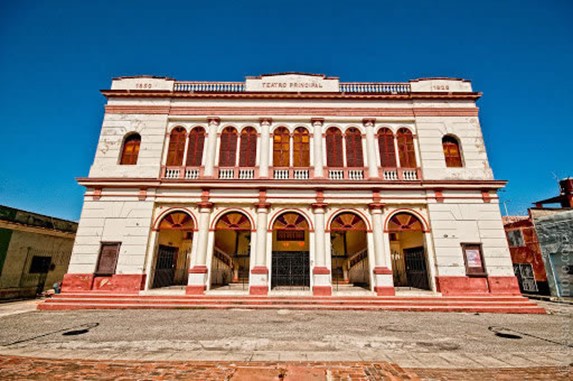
[{"xmin": 462, "ymin": 244, "xmax": 486, "ymax": 275}]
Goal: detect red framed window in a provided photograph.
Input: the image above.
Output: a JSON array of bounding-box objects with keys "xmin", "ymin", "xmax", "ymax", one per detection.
[
  {"xmin": 273, "ymin": 127, "xmax": 290, "ymax": 167},
  {"xmin": 345, "ymin": 127, "xmax": 364, "ymax": 168},
  {"xmin": 377, "ymin": 128, "xmax": 397, "ymax": 167},
  {"xmin": 218, "ymin": 127, "xmax": 238, "ymax": 167},
  {"xmin": 185, "ymin": 127, "xmax": 205, "ymax": 166},
  {"xmin": 326, "ymin": 127, "xmax": 344, "ymax": 167},
  {"xmin": 293, "ymin": 127, "xmax": 310, "ymax": 167},
  {"xmin": 442, "ymin": 135, "xmax": 463, "ymax": 167},
  {"xmin": 397, "ymin": 128, "xmax": 417, "ymax": 168},
  {"xmin": 166, "ymin": 127, "xmax": 187, "ymax": 166},
  {"xmin": 239, "ymin": 127, "xmax": 257, "ymax": 167},
  {"xmin": 119, "ymin": 133, "xmax": 141, "ymax": 165}
]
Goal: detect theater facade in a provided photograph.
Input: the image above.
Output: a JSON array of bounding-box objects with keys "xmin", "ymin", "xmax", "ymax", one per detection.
[{"xmin": 62, "ymin": 73, "xmax": 520, "ymax": 297}]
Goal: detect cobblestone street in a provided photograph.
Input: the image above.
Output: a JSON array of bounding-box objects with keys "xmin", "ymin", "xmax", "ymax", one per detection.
[{"xmin": 0, "ymin": 302, "xmax": 571, "ymax": 379}]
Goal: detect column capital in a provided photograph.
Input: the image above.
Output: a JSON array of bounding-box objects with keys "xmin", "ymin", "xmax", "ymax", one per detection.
[
  {"xmin": 362, "ymin": 118, "xmax": 376, "ymax": 127},
  {"xmin": 197, "ymin": 202, "xmax": 214, "ymax": 210},
  {"xmin": 207, "ymin": 116, "xmax": 220, "ymax": 125},
  {"xmin": 311, "ymin": 117, "xmax": 324, "ymax": 126},
  {"xmin": 311, "ymin": 202, "xmax": 328, "ymax": 211},
  {"xmin": 259, "ymin": 117, "xmax": 273, "ymax": 126},
  {"xmin": 368, "ymin": 203, "xmax": 385, "ymax": 212},
  {"xmin": 254, "ymin": 202, "xmax": 271, "ymax": 210}
]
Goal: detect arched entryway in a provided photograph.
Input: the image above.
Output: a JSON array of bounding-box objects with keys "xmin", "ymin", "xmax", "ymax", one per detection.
[
  {"xmin": 211, "ymin": 212, "xmax": 252, "ymax": 290},
  {"xmin": 330, "ymin": 212, "xmax": 370, "ymax": 290},
  {"xmin": 387, "ymin": 212, "xmax": 430, "ymax": 290},
  {"xmin": 271, "ymin": 212, "xmax": 310, "ymax": 289},
  {"xmin": 152, "ymin": 211, "xmax": 194, "ymax": 288}
]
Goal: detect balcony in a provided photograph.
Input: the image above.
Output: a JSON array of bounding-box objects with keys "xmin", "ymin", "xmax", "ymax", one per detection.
[
  {"xmin": 217, "ymin": 167, "xmax": 257, "ymax": 180},
  {"xmin": 380, "ymin": 168, "xmax": 421, "ymax": 181},
  {"xmin": 161, "ymin": 166, "xmax": 202, "ymax": 179},
  {"xmin": 327, "ymin": 168, "xmax": 366, "ymax": 181},
  {"xmin": 272, "ymin": 167, "xmax": 311, "ymax": 180}
]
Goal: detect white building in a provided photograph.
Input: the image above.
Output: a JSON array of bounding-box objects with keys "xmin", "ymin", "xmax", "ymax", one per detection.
[{"xmin": 62, "ymin": 73, "xmax": 520, "ymax": 297}]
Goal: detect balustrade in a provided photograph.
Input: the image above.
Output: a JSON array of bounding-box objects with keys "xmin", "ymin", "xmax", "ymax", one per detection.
[
  {"xmin": 380, "ymin": 168, "xmax": 421, "ymax": 181},
  {"xmin": 328, "ymin": 168, "xmax": 365, "ymax": 180},
  {"xmin": 272, "ymin": 167, "xmax": 311, "ymax": 180},
  {"xmin": 162, "ymin": 166, "xmax": 203, "ymax": 179}
]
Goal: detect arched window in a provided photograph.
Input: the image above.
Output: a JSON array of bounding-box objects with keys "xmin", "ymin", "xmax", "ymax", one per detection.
[
  {"xmin": 166, "ymin": 127, "xmax": 186, "ymax": 166},
  {"xmin": 396, "ymin": 128, "xmax": 417, "ymax": 168},
  {"xmin": 377, "ymin": 128, "xmax": 397, "ymax": 168},
  {"xmin": 186, "ymin": 127, "xmax": 205, "ymax": 166},
  {"xmin": 326, "ymin": 127, "xmax": 344, "ymax": 167},
  {"xmin": 239, "ymin": 127, "xmax": 257, "ymax": 167},
  {"xmin": 273, "ymin": 127, "xmax": 290, "ymax": 167},
  {"xmin": 119, "ymin": 133, "xmax": 141, "ymax": 165},
  {"xmin": 219, "ymin": 127, "xmax": 238, "ymax": 167},
  {"xmin": 442, "ymin": 135, "xmax": 463, "ymax": 167},
  {"xmin": 293, "ymin": 127, "xmax": 310, "ymax": 167},
  {"xmin": 345, "ymin": 127, "xmax": 364, "ymax": 168}
]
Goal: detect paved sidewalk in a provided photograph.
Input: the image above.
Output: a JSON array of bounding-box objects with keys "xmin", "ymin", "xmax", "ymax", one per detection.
[{"xmin": 0, "ymin": 299, "xmax": 41, "ymax": 318}]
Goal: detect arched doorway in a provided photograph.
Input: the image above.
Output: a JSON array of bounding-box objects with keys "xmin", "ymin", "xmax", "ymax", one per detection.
[
  {"xmin": 271, "ymin": 212, "xmax": 310, "ymax": 289},
  {"xmin": 152, "ymin": 211, "xmax": 194, "ymax": 288},
  {"xmin": 211, "ymin": 212, "xmax": 252, "ymax": 290},
  {"xmin": 387, "ymin": 212, "xmax": 430, "ymax": 290},
  {"xmin": 330, "ymin": 212, "xmax": 370, "ymax": 290}
]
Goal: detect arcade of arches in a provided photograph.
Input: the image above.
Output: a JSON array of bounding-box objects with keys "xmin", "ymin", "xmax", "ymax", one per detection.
[{"xmin": 151, "ymin": 208, "xmax": 431, "ymax": 295}]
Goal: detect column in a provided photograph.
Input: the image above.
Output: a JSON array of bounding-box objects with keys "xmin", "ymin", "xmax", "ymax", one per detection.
[
  {"xmin": 186, "ymin": 202, "xmax": 213, "ymax": 294},
  {"xmin": 259, "ymin": 118, "xmax": 272, "ymax": 178},
  {"xmin": 311, "ymin": 118, "xmax": 324, "ymax": 178},
  {"xmin": 203, "ymin": 117, "xmax": 220, "ymax": 177},
  {"xmin": 369, "ymin": 203, "xmax": 395, "ymax": 296},
  {"xmin": 363, "ymin": 119, "xmax": 379, "ymax": 179},
  {"xmin": 412, "ymin": 132, "xmax": 422, "ymax": 179},
  {"xmin": 312, "ymin": 202, "xmax": 331, "ymax": 296},
  {"xmin": 250, "ymin": 201, "xmax": 270, "ymax": 295},
  {"xmin": 423, "ymin": 231, "xmax": 438, "ymax": 293}
]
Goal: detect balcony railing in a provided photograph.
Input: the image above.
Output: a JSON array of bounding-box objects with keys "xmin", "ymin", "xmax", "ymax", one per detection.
[
  {"xmin": 327, "ymin": 168, "xmax": 366, "ymax": 180},
  {"xmin": 380, "ymin": 168, "xmax": 421, "ymax": 181},
  {"xmin": 217, "ymin": 167, "xmax": 257, "ymax": 180},
  {"xmin": 161, "ymin": 166, "xmax": 420, "ymax": 181},
  {"xmin": 173, "ymin": 81, "xmax": 411, "ymax": 94},
  {"xmin": 162, "ymin": 166, "xmax": 203, "ymax": 179},
  {"xmin": 272, "ymin": 167, "xmax": 311, "ymax": 180}
]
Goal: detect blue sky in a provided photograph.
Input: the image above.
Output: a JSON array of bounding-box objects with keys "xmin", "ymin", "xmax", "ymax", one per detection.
[{"xmin": 0, "ymin": 0, "xmax": 571, "ymax": 221}]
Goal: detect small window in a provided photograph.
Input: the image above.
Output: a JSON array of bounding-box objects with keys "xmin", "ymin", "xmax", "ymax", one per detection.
[
  {"xmin": 119, "ymin": 133, "xmax": 141, "ymax": 165},
  {"xmin": 442, "ymin": 135, "xmax": 463, "ymax": 167},
  {"xmin": 29, "ymin": 256, "xmax": 51, "ymax": 274},
  {"xmin": 95, "ymin": 242, "xmax": 121, "ymax": 276},
  {"xmin": 461, "ymin": 243, "xmax": 486, "ymax": 276},
  {"xmin": 506, "ymin": 229, "xmax": 525, "ymax": 247}
]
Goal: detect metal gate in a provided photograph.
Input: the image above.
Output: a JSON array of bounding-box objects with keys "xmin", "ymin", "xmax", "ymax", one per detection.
[
  {"xmin": 513, "ymin": 263, "xmax": 538, "ymax": 293},
  {"xmin": 152, "ymin": 245, "xmax": 178, "ymax": 288},
  {"xmin": 271, "ymin": 251, "xmax": 310, "ymax": 289},
  {"xmin": 404, "ymin": 247, "xmax": 430, "ymax": 290}
]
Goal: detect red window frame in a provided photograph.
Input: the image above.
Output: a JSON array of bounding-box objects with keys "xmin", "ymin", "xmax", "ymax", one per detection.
[
  {"xmin": 397, "ymin": 128, "xmax": 417, "ymax": 168},
  {"xmin": 377, "ymin": 128, "xmax": 397, "ymax": 167},
  {"xmin": 326, "ymin": 127, "xmax": 344, "ymax": 167},
  {"xmin": 273, "ymin": 127, "xmax": 290, "ymax": 167},
  {"xmin": 166, "ymin": 127, "xmax": 187, "ymax": 166},
  {"xmin": 442, "ymin": 136, "xmax": 463, "ymax": 167},
  {"xmin": 293, "ymin": 127, "xmax": 310, "ymax": 167},
  {"xmin": 218, "ymin": 127, "xmax": 238, "ymax": 167},
  {"xmin": 119, "ymin": 133, "xmax": 141, "ymax": 165},
  {"xmin": 239, "ymin": 127, "xmax": 257, "ymax": 167},
  {"xmin": 185, "ymin": 127, "xmax": 206, "ymax": 166},
  {"xmin": 344, "ymin": 127, "xmax": 364, "ymax": 168}
]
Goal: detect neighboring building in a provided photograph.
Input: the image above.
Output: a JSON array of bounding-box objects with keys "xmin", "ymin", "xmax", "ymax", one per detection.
[
  {"xmin": 504, "ymin": 178, "xmax": 573, "ymax": 299},
  {"xmin": 62, "ymin": 73, "xmax": 520, "ymax": 297},
  {"xmin": 0, "ymin": 205, "xmax": 77, "ymax": 300}
]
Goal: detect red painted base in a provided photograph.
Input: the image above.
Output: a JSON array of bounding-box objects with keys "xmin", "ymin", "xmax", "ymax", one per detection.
[
  {"xmin": 436, "ymin": 276, "xmax": 521, "ymax": 296},
  {"xmin": 313, "ymin": 267, "xmax": 330, "ymax": 275},
  {"xmin": 61, "ymin": 273, "xmax": 94, "ymax": 292},
  {"xmin": 374, "ymin": 286, "xmax": 396, "ymax": 296},
  {"xmin": 92, "ymin": 274, "xmax": 146, "ymax": 294},
  {"xmin": 373, "ymin": 267, "xmax": 393, "ymax": 275},
  {"xmin": 185, "ymin": 285, "xmax": 206, "ymax": 295},
  {"xmin": 249, "ymin": 285, "xmax": 268, "ymax": 295},
  {"xmin": 312, "ymin": 286, "xmax": 332, "ymax": 296},
  {"xmin": 251, "ymin": 266, "xmax": 269, "ymax": 275},
  {"xmin": 488, "ymin": 276, "xmax": 521, "ymax": 295}
]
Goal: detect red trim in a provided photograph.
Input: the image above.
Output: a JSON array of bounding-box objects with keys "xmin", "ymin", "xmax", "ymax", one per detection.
[
  {"xmin": 210, "ymin": 208, "xmax": 255, "ymax": 231},
  {"xmin": 488, "ymin": 276, "xmax": 521, "ymax": 295},
  {"xmin": 374, "ymin": 286, "xmax": 396, "ymax": 296},
  {"xmin": 435, "ymin": 190, "xmax": 444, "ymax": 203},
  {"xmin": 481, "ymin": 190, "xmax": 491, "ymax": 203},
  {"xmin": 92, "ymin": 274, "xmax": 146, "ymax": 294},
  {"xmin": 326, "ymin": 209, "xmax": 372, "ymax": 231},
  {"xmin": 312, "ymin": 286, "xmax": 332, "ymax": 296},
  {"xmin": 268, "ymin": 208, "xmax": 314, "ymax": 231},
  {"xmin": 189, "ymin": 265, "xmax": 208, "ymax": 274},
  {"xmin": 185, "ymin": 285, "xmax": 206, "ymax": 295},
  {"xmin": 249, "ymin": 285, "xmax": 268, "ymax": 295},
  {"xmin": 373, "ymin": 267, "xmax": 392, "ymax": 275},
  {"xmin": 152, "ymin": 207, "xmax": 197, "ymax": 232},
  {"xmin": 384, "ymin": 208, "xmax": 430, "ymax": 233},
  {"xmin": 61, "ymin": 273, "xmax": 94, "ymax": 292},
  {"xmin": 251, "ymin": 266, "xmax": 269, "ymax": 275},
  {"xmin": 434, "ymin": 276, "xmax": 520, "ymax": 295},
  {"xmin": 312, "ymin": 266, "xmax": 330, "ymax": 275}
]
